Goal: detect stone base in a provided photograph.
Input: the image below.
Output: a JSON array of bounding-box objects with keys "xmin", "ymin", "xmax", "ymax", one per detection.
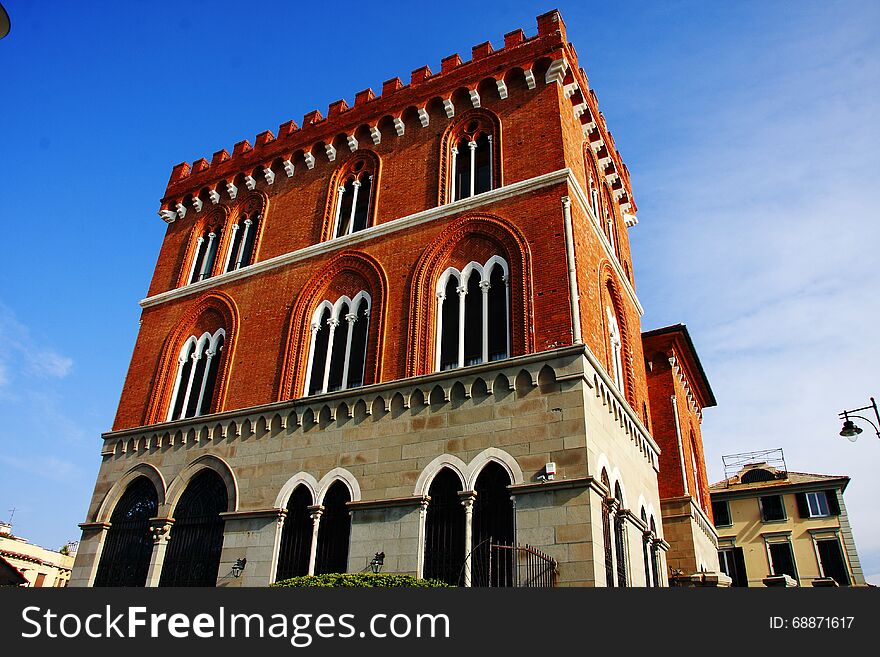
[
  {"xmin": 762, "ymin": 574, "xmax": 798, "ymax": 587},
  {"xmin": 669, "ymin": 571, "xmax": 732, "ymax": 587}
]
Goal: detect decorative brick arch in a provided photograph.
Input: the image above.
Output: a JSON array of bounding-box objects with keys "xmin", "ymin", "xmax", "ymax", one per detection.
[
  {"xmin": 438, "ymin": 108, "xmax": 503, "ymax": 205},
  {"xmin": 320, "ymin": 150, "xmax": 381, "ymax": 242},
  {"xmin": 146, "ymin": 291, "xmax": 240, "ymax": 424},
  {"xmin": 599, "ymin": 261, "xmax": 635, "ymax": 407},
  {"xmin": 220, "ymin": 190, "xmax": 269, "ymax": 271},
  {"xmin": 279, "ymin": 250, "xmax": 388, "ymax": 400},
  {"xmin": 177, "ymin": 206, "xmax": 230, "ymax": 288},
  {"xmin": 406, "ymin": 213, "xmax": 533, "ymax": 377}
]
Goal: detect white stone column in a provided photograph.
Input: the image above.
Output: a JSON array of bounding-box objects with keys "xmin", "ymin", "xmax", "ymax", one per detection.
[
  {"xmin": 468, "ymin": 140, "xmax": 477, "ymax": 197},
  {"xmin": 332, "ymin": 185, "xmax": 346, "ymax": 238},
  {"xmin": 177, "ymin": 350, "xmax": 201, "ymax": 420},
  {"xmin": 198, "ymin": 232, "xmax": 216, "ymax": 280},
  {"xmin": 145, "ymin": 519, "xmax": 174, "ymax": 587},
  {"xmin": 193, "ymin": 348, "xmax": 216, "ymax": 416},
  {"xmin": 416, "ymin": 499, "xmax": 429, "ymax": 579},
  {"xmin": 460, "ymin": 491, "xmax": 477, "ymax": 587},
  {"xmin": 307, "ymin": 506, "xmax": 324, "ymax": 576},
  {"xmin": 434, "ymin": 291, "xmax": 445, "ymax": 371},
  {"xmin": 487, "ymin": 134, "xmax": 494, "ymax": 191},
  {"xmin": 234, "ymin": 218, "xmax": 253, "ymax": 268},
  {"xmin": 480, "ymin": 279, "xmax": 491, "ymax": 364},
  {"xmin": 186, "ymin": 236, "xmax": 204, "ymax": 284},
  {"xmin": 340, "ymin": 312, "xmax": 357, "ymax": 390},
  {"xmin": 321, "ymin": 318, "xmax": 339, "ymax": 394},
  {"xmin": 449, "ymin": 147, "xmax": 458, "ymax": 201},
  {"xmin": 347, "ymin": 180, "xmax": 361, "ymax": 236},
  {"xmin": 456, "ymin": 284, "xmax": 467, "ymax": 368},
  {"xmin": 221, "ymin": 222, "xmax": 240, "ymax": 273},
  {"xmin": 303, "ymin": 323, "xmax": 321, "ymax": 396},
  {"xmin": 166, "ymin": 353, "xmax": 189, "ymax": 422}
]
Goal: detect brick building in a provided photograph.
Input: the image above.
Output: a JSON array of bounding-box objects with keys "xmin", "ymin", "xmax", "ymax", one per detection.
[{"xmin": 71, "ymin": 9, "xmax": 722, "ymax": 587}]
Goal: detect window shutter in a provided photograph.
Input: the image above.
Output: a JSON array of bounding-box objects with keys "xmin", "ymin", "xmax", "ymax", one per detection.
[
  {"xmin": 795, "ymin": 492, "xmax": 809, "ymax": 518},
  {"xmin": 826, "ymin": 489, "xmax": 841, "ymax": 516}
]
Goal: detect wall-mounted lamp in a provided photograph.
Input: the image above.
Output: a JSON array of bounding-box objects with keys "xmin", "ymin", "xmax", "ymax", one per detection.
[
  {"xmin": 370, "ymin": 552, "xmax": 385, "ymax": 574},
  {"xmin": 838, "ymin": 397, "xmax": 880, "ymax": 443},
  {"xmin": 232, "ymin": 557, "xmax": 247, "ymax": 578}
]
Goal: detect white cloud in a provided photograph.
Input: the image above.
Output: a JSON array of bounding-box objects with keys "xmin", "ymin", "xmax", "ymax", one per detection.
[
  {"xmin": 0, "ymin": 302, "xmax": 74, "ymax": 388},
  {"xmin": 630, "ymin": 3, "xmax": 880, "ymax": 571}
]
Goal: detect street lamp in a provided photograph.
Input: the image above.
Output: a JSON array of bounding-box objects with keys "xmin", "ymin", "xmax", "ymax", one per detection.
[
  {"xmin": 369, "ymin": 552, "xmax": 385, "ymax": 574},
  {"xmin": 232, "ymin": 558, "xmax": 247, "ymax": 578},
  {"xmin": 838, "ymin": 397, "xmax": 880, "ymax": 442}
]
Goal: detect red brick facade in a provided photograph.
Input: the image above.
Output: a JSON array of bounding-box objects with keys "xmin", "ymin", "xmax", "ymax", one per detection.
[{"xmin": 113, "ymin": 10, "xmax": 651, "ymax": 434}]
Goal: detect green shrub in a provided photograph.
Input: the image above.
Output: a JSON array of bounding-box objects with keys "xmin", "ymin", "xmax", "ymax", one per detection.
[{"xmin": 271, "ymin": 573, "xmax": 451, "ymax": 588}]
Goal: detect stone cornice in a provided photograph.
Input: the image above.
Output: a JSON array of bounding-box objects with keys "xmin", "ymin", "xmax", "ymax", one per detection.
[{"xmin": 142, "ymin": 168, "xmax": 644, "ymax": 319}]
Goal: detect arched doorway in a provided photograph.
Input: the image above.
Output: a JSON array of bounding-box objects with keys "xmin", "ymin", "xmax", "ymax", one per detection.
[
  {"xmin": 472, "ymin": 462, "xmax": 514, "ymax": 587},
  {"xmin": 423, "ymin": 468, "xmax": 465, "ymax": 585},
  {"xmin": 314, "ymin": 481, "xmax": 351, "ymax": 574},
  {"xmin": 160, "ymin": 469, "xmax": 227, "ymax": 587},
  {"xmin": 94, "ymin": 477, "xmax": 158, "ymax": 587},
  {"xmin": 275, "ymin": 485, "xmax": 313, "ymax": 581}
]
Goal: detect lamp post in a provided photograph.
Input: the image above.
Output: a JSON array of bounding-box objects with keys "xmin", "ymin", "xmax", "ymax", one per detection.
[
  {"xmin": 838, "ymin": 397, "xmax": 880, "ymax": 442},
  {"xmin": 232, "ymin": 558, "xmax": 247, "ymax": 578},
  {"xmin": 369, "ymin": 552, "xmax": 385, "ymax": 574}
]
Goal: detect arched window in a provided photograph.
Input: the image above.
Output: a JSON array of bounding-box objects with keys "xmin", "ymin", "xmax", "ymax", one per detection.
[
  {"xmin": 223, "ymin": 212, "xmax": 260, "ymax": 273},
  {"xmin": 471, "ymin": 462, "xmax": 514, "ymax": 587},
  {"xmin": 607, "ymin": 308, "xmax": 625, "ymax": 393},
  {"xmin": 159, "ymin": 470, "xmax": 227, "ymax": 587},
  {"xmin": 93, "ymin": 477, "xmax": 158, "ymax": 587},
  {"xmin": 640, "ymin": 508, "xmax": 652, "ymax": 588},
  {"xmin": 601, "ymin": 470, "xmax": 614, "ymax": 587},
  {"xmin": 435, "ymin": 257, "xmax": 509, "ymax": 371},
  {"xmin": 585, "ymin": 150, "xmax": 602, "ymax": 220},
  {"xmin": 613, "ymin": 483, "xmax": 628, "ymax": 587},
  {"xmin": 275, "ymin": 485, "xmax": 313, "ymax": 582},
  {"xmin": 330, "ymin": 158, "xmax": 376, "ymax": 238},
  {"xmin": 188, "ymin": 224, "xmax": 225, "ymax": 284},
  {"xmin": 447, "ymin": 115, "xmax": 497, "ymax": 202},
  {"xmin": 649, "ymin": 517, "xmax": 661, "ymax": 587},
  {"xmin": 690, "ymin": 434, "xmax": 704, "ymax": 509},
  {"xmin": 423, "ymin": 468, "xmax": 466, "ymax": 585},
  {"xmin": 166, "ymin": 328, "xmax": 226, "ymax": 421},
  {"xmin": 314, "ymin": 481, "xmax": 351, "ymax": 574},
  {"xmin": 304, "ymin": 292, "xmax": 371, "ymax": 396}
]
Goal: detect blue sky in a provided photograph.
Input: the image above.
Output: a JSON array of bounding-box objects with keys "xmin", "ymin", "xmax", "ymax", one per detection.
[{"xmin": 1, "ymin": 1, "xmax": 878, "ymax": 583}]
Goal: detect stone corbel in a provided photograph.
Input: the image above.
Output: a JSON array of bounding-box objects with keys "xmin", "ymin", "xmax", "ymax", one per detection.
[
  {"xmin": 226, "ymin": 181, "xmax": 238, "ymax": 199},
  {"xmin": 325, "ymin": 143, "xmax": 337, "ymax": 162},
  {"xmin": 393, "ymin": 117, "xmax": 405, "ymax": 136},
  {"xmin": 369, "ymin": 126, "xmax": 381, "ymax": 145},
  {"xmin": 159, "ymin": 209, "xmax": 177, "ymax": 223},
  {"xmin": 496, "ymin": 79, "xmax": 508, "ymax": 99},
  {"xmin": 263, "ymin": 167, "xmax": 275, "ymax": 185},
  {"xmin": 303, "ymin": 152, "xmax": 316, "ymax": 169},
  {"xmin": 175, "ymin": 202, "xmax": 187, "ymax": 219},
  {"xmin": 208, "ymin": 188, "xmax": 221, "ymax": 204},
  {"xmin": 244, "ymin": 175, "xmax": 257, "ymax": 191},
  {"xmin": 545, "ymin": 57, "xmax": 569, "ymax": 86},
  {"xmin": 283, "ymin": 159, "xmax": 295, "ymax": 177},
  {"xmin": 523, "ymin": 68, "xmax": 536, "ymax": 90},
  {"xmin": 417, "ymin": 108, "xmax": 429, "ymax": 127},
  {"xmin": 347, "ymin": 135, "xmax": 358, "ymax": 152},
  {"xmin": 469, "ymin": 89, "xmax": 481, "ymax": 108},
  {"xmin": 442, "ymin": 99, "xmax": 454, "ymax": 118},
  {"xmin": 192, "ymin": 197, "xmax": 203, "ymax": 212}
]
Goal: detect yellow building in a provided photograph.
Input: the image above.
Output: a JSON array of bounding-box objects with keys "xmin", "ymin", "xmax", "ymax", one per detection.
[
  {"xmin": 709, "ymin": 452, "xmax": 865, "ymax": 587},
  {"xmin": 0, "ymin": 522, "xmax": 76, "ymax": 588}
]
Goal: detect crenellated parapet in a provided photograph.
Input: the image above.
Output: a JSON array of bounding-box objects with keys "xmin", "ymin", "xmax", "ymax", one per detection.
[{"xmin": 157, "ymin": 10, "xmax": 636, "ymax": 226}]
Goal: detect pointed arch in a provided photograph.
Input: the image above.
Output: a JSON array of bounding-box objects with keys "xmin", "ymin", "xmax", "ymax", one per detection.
[
  {"xmin": 95, "ymin": 463, "xmax": 167, "ymax": 524},
  {"xmin": 164, "ymin": 454, "xmax": 238, "ymax": 515},
  {"xmin": 321, "ymin": 150, "xmax": 381, "ymax": 241},
  {"xmin": 316, "ymin": 467, "xmax": 362, "ymax": 505},
  {"xmin": 438, "ymin": 108, "xmax": 502, "ymax": 205},
  {"xmin": 599, "ymin": 262, "xmax": 635, "ymax": 406},
  {"xmin": 147, "ymin": 291, "xmax": 239, "ymax": 425},
  {"xmin": 280, "ymin": 251, "xmax": 388, "ymax": 400},
  {"xmin": 406, "ymin": 213, "xmax": 533, "ymax": 377}
]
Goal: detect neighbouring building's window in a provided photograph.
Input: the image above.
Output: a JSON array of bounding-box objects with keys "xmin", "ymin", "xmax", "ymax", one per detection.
[
  {"xmin": 767, "ymin": 540, "xmax": 798, "ymax": 582},
  {"xmin": 816, "ymin": 537, "xmax": 851, "ymax": 586},
  {"xmin": 718, "ymin": 546, "xmax": 748, "ymax": 587},
  {"xmin": 759, "ymin": 495, "xmax": 786, "ymax": 522},
  {"xmin": 712, "ymin": 500, "xmax": 732, "ymax": 527}
]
